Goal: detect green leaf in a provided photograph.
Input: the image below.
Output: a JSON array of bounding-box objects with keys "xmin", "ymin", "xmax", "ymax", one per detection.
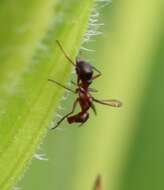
[
  {"xmin": 0, "ymin": 0, "xmax": 95, "ymax": 189},
  {"xmin": 19, "ymin": 0, "xmax": 164, "ymax": 190}
]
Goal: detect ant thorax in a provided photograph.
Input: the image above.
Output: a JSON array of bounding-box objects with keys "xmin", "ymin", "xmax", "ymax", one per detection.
[
  {"xmin": 77, "ymin": 86, "xmax": 90, "ymax": 98},
  {"xmin": 78, "ymin": 86, "xmax": 92, "ymax": 108}
]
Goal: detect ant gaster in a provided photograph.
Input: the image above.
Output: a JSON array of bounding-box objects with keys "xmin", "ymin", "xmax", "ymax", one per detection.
[{"xmin": 48, "ymin": 40, "xmax": 122, "ymax": 129}]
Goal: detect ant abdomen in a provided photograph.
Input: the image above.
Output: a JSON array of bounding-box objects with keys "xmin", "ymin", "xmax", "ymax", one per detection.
[{"xmin": 67, "ymin": 112, "xmax": 89, "ymax": 124}]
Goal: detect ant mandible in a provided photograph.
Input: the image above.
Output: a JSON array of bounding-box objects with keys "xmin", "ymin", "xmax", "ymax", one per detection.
[{"xmin": 48, "ymin": 40, "xmax": 122, "ymax": 129}]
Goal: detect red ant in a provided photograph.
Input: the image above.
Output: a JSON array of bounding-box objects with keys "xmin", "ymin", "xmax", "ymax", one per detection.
[{"xmin": 48, "ymin": 40, "xmax": 122, "ymax": 129}]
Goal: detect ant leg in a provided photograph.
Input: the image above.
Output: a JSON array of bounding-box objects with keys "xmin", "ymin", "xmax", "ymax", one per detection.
[
  {"xmin": 93, "ymin": 97, "xmax": 122, "ymax": 107},
  {"xmin": 90, "ymin": 102, "xmax": 97, "ymax": 115},
  {"xmin": 51, "ymin": 98, "xmax": 79, "ymax": 129},
  {"xmin": 92, "ymin": 73, "xmax": 101, "ymax": 80},
  {"xmin": 48, "ymin": 79, "xmax": 76, "ymax": 94},
  {"xmin": 56, "ymin": 40, "xmax": 76, "ymax": 66},
  {"xmin": 92, "ymin": 66, "xmax": 102, "ymax": 80},
  {"xmin": 88, "ymin": 88, "xmax": 98, "ymax": 93}
]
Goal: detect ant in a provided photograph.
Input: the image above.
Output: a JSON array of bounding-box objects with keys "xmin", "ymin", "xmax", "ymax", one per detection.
[{"xmin": 48, "ymin": 40, "xmax": 122, "ymax": 129}]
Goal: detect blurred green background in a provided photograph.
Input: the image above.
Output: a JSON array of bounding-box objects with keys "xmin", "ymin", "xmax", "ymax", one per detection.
[{"xmin": 4, "ymin": 0, "xmax": 164, "ymax": 189}]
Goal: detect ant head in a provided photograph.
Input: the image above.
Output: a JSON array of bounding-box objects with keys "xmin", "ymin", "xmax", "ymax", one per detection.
[{"xmin": 76, "ymin": 59, "xmax": 93, "ymax": 84}]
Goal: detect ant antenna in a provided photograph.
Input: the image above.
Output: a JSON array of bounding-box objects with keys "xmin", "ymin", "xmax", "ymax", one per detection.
[
  {"xmin": 56, "ymin": 40, "xmax": 76, "ymax": 66},
  {"xmin": 48, "ymin": 79, "xmax": 75, "ymax": 94}
]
